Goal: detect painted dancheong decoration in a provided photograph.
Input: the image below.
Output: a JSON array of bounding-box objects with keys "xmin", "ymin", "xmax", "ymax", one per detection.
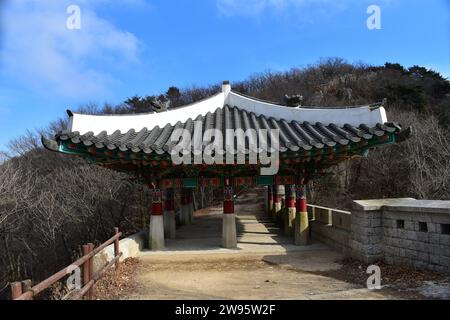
[{"xmin": 42, "ymin": 81, "xmax": 411, "ymax": 250}]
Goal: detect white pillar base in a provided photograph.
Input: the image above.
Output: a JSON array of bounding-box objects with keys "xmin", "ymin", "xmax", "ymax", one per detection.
[
  {"xmin": 149, "ymin": 215, "xmax": 165, "ymax": 250},
  {"xmin": 222, "ymin": 214, "xmax": 237, "ymax": 249},
  {"xmin": 164, "ymin": 210, "xmax": 176, "ymax": 239},
  {"xmin": 273, "ymin": 202, "xmax": 282, "ymax": 221},
  {"xmin": 284, "ymin": 207, "xmax": 296, "ymax": 236},
  {"xmin": 294, "ymin": 211, "xmax": 310, "ymax": 246}
]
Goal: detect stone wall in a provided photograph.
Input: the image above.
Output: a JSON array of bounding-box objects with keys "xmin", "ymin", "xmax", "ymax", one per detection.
[
  {"xmin": 93, "ymin": 231, "xmax": 146, "ymax": 273},
  {"xmin": 310, "ymin": 199, "xmax": 450, "ymax": 273},
  {"xmin": 351, "ymin": 199, "xmax": 450, "ymax": 273}
]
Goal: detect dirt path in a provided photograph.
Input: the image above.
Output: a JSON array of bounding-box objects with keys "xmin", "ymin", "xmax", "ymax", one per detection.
[
  {"xmin": 125, "ymin": 253, "xmax": 405, "ymax": 300},
  {"xmin": 112, "ymin": 190, "xmax": 448, "ymax": 300}
]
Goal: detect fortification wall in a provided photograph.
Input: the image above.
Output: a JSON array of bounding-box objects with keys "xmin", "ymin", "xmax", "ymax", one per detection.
[{"xmin": 310, "ymin": 199, "xmax": 450, "ymax": 273}]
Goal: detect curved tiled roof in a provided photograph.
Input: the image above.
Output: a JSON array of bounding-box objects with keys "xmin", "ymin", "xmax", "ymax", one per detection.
[{"xmin": 53, "ymin": 104, "xmax": 402, "ymax": 155}]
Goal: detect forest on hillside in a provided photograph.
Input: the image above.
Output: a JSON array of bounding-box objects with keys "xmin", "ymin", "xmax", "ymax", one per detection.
[{"xmin": 0, "ymin": 58, "xmax": 449, "ymax": 298}]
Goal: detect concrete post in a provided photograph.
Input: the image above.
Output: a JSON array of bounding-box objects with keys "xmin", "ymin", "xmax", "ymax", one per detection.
[
  {"xmin": 284, "ymin": 185, "xmax": 296, "ymax": 236},
  {"xmin": 223, "ymin": 184, "xmax": 237, "ymax": 249},
  {"xmin": 295, "ymin": 184, "xmax": 310, "ymax": 246},
  {"xmin": 149, "ymin": 187, "xmax": 165, "ymax": 250},
  {"xmin": 273, "ymin": 185, "xmax": 284, "ymax": 224},
  {"xmin": 164, "ymin": 188, "xmax": 176, "ymax": 239}
]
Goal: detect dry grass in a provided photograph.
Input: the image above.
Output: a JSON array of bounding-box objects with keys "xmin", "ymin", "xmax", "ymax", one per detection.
[{"xmin": 93, "ymin": 258, "xmax": 141, "ymax": 300}]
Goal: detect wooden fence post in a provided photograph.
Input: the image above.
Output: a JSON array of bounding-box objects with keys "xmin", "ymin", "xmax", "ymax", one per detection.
[
  {"xmin": 114, "ymin": 227, "xmax": 120, "ymax": 270},
  {"xmin": 88, "ymin": 243, "xmax": 95, "ymax": 300},
  {"xmin": 22, "ymin": 279, "xmax": 32, "ymax": 298},
  {"xmin": 82, "ymin": 245, "xmax": 90, "ymax": 300},
  {"xmin": 11, "ymin": 282, "xmax": 23, "ymax": 300}
]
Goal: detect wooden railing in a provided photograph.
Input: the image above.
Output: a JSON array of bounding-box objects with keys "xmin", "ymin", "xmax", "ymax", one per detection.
[{"xmin": 10, "ymin": 228, "xmax": 122, "ymax": 300}]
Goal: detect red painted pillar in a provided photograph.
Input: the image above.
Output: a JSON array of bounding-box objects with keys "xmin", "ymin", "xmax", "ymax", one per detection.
[
  {"xmin": 149, "ymin": 184, "xmax": 164, "ymax": 250},
  {"xmin": 273, "ymin": 185, "xmax": 282, "ymax": 222},
  {"xmin": 295, "ymin": 184, "xmax": 307, "ymax": 213},
  {"xmin": 222, "ymin": 179, "xmax": 237, "ymax": 248},
  {"xmin": 295, "ymin": 183, "xmax": 309, "ymax": 245},
  {"xmin": 284, "ymin": 185, "xmax": 296, "ymax": 236},
  {"xmin": 151, "ymin": 187, "xmax": 163, "ymax": 216},
  {"xmin": 223, "ymin": 185, "xmax": 234, "ymax": 214}
]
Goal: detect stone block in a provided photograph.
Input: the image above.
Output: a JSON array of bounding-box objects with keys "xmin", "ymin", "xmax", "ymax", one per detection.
[
  {"xmin": 390, "ymin": 238, "xmax": 402, "ymax": 248},
  {"xmin": 401, "ymin": 239, "xmax": 413, "ymax": 248},
  {"xmin": 385, "ymin": 256, "xmax": 394, "ymax": 264},
  {"xmin": 431, "ymin": 213, "xmax": 450, "ymax": 224},
  {"xmin": 417, "ymin": 252, "xmax": 429, "ymax": 263},
  {"xmin": 384, "ymin": 245, "xmax": 400, "ymax": 256},
  {"xmin": 383, "ymin": 227, "xmax": 398, "ymax": 238},
  {"xmin": 426, "ymin": 223, "xmax": 438, "ymax": 234},
  {"xmin": 397, "ymin": 229, "xmax": 406, "ymax": 239},
  {"xmin": 405, "ymin": 249, "xmax": 419, "ymax": 259},
  {"xmin": 429, "ymin": 234, "xmax": 440, "ymax": 244},
  {"xmin": 399, "ymin": 248, "xmax": 406, "ymax": 258},
  {"xmin": 412, "ymin": 260, "xmax": 428, "ymax": 270},
  {"xmin": 404, "ymin": 220, "xmax": 415, "ymax": 231},
  {"xmin": 411, "ymin": 240, "xmax": 429, "ymax": 253},
  {"xmin": 405, "ymin": 230, "xmax": 419, "ymax": 241},
  {"xmin": 439, "ymin": 256, "xmax": 450, "ymax": 267},
  {"xmin": 439, "ymin": 234, "xmax": 450, "ymax": 245},
  {"xmin": 351, "ymin": 224, "xmax": 382, "ymax": 237},
  {"xmin": 416, "ymin": 232, "xmax": 430, "ymax": 243},
  {"xmin": 382, "ymin": 218, "xmax": 396, "ymax": 228},
  {"xmin": 429, "ymin": 254, "xmax": 441, "ymax": 265}
]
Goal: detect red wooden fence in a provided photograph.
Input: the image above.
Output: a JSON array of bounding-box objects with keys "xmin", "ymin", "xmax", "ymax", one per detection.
[{"xmin": 10, "ymin": 227, "xmax": 122, "ymax": 300}]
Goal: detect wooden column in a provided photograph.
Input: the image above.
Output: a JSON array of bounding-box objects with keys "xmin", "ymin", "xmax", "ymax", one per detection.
[
  {"xmin": 164, "ymin": 188, "xmax": 176, "ymax": 239},
  {"xmin": 187, "ymin": 188, "xmax": 194, "ymax": 224},
  {"xmin": 222, "ymin": 179, "xmax": 237, "ymax": 248},
  {"xmin": 273, "ymin": 185, "xmax": 283, "ymax": 223},
  {"xmin": 295, "ymin": 183, "xmax": 310, "ymax": 245},
  {"xmin": 284, "ymin": 185, "xmax": 296, "ymax": 236},
  {"xmin": 267, "ymin": 185, "xmax": 274, "ymax": 216},
  {"xmin": 149, "ymin": 185, "xmax": 164, "ymax": 250},
  {"xmin": 180, "ymin": 188, "xmax": 190, "ymax": 225}
]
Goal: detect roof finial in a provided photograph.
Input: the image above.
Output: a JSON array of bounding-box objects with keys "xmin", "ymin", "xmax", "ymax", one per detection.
[
  {"xmin": 284, "ymin": 94, "xmax": 303, "ymax": 107},
  {"xmin": 222, "ymin": 80, "xmax": 231, "ymax": 94}
]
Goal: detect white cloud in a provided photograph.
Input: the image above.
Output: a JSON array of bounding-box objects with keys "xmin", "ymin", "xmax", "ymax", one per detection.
[
  {"xmin": 216, "ymin": 0, "xmax": 387, "ymax": 18},
  {"xmin": 0, "ymin": 0, "xmax": 142, "ymax": 99},
  {"xmin": 217, "ymin": 0, "xmax": 323, "ymax": 17}
]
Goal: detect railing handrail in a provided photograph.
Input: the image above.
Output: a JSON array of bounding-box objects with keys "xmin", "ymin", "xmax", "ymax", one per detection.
[
  {"xmin": 11, "ymin": 228, "xmax": 122, "ymax": 300},
  {"xmin": 307, "ymin": 204, "xmax": 351, "ymax": 215}
]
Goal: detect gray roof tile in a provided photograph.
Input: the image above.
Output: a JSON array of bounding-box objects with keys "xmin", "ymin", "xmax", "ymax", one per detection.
[{"xmin": 54, "ymin": 104, "xmax": 402, "ymax": 155}]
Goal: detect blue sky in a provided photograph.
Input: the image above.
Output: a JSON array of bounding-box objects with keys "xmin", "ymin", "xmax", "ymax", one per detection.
[{"xmin": 0, "ymin": 0, "xmax": 449, "ymax": 150}]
